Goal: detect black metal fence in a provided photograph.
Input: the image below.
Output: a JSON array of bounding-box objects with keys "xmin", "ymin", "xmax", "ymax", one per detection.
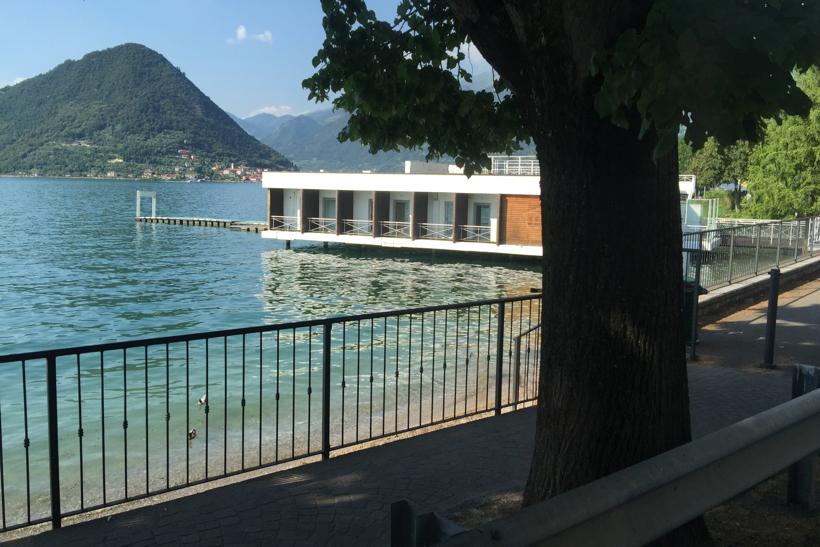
[
  {"xmin": 682, "ymin": 217, "xmax": 820, "ymax": 289},
  {"xmin": 0, "ymin": 294, "xmax": 541, "ymax": 531}
]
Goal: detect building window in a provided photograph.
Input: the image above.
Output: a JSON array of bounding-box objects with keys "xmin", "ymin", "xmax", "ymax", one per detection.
[
  {"xmin": 394, "ymin": 200, "xmax": 410, "ymax": 222},
  {"xmin": 444, "ymin": 201, "xmax": 454, "ymax": 224},
  {"xmin": 323, "ymin": 197, "xmax": 336, "ymax": 219},
  {"xmin": 475, "ymin": 203, "xmax": 491, "ymax": 226}
]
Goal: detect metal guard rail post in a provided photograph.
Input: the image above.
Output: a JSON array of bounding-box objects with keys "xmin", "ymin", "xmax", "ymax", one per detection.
[{"xmin": 439, "ymin": 383, "xmax": 820, "ymax": 547}]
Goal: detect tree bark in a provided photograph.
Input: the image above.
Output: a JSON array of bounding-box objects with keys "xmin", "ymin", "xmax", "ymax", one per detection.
[{"xmin": 447, "ymin": 1, "xmax": 713, "ymax": 545}]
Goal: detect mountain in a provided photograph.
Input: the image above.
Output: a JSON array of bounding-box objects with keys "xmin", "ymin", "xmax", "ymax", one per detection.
[
  {"xmin": 228, "ymin": 112, "xmax": 265, "ymax": 137},
  {"xmin": 244, "ymin": 113, "xmax": 293, "ymax": 137},
  {"xmin": 272, "ymin": 112, "xmax": 432, "ymax": 173},
  {"xmin": 262, "ymin": 115, "xmax": 321, "ymax": 150},
  {"xmin": 0, "ymin": 43, "xmax": 294, "ymax": 177}
]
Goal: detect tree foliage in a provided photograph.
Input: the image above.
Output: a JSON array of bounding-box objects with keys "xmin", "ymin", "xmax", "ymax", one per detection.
[
  {"xmin": 306, "ymin": 0, "xmax": 820, "ymax": 173},
  {"xmin": 592, "ymin": 0, "xmax": 820, "ymax": 158},
  {"xmin": 303, "ymin": 0, "xmax": 529, "ymax": 175},
  {"xmin": 744, "ymin": 67, "xmax": 820, "ymax": 219}
]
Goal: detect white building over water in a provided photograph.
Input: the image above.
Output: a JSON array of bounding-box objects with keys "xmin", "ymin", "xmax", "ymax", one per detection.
[
  {"xmin": 261, "ymin": 157, "xmax": 703, "ymax": 257},
  {"xmin": 261, "ymin": 157, "xmax": 543, "ymax": 256}
]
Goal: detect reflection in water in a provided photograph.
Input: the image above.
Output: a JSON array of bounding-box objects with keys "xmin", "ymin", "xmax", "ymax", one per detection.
[{"xmin": 257, "ymin": 245, "xmax": 542, "ymax": 322}]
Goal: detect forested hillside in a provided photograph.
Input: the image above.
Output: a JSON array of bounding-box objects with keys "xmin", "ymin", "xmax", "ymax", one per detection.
[{"xmin": 0, "ymin": 43, "xmax": 294, "ymax": 178}]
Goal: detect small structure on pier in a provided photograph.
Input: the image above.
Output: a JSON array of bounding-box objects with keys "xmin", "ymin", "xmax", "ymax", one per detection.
[{"xmin": 136, "ymin": 190, "xmax": 156, "ymax": 218}]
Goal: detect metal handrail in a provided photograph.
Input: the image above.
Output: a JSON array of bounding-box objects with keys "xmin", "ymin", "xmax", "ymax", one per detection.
[
  {"xmin": 0, "ymin": 294, "xmax": 542, "ymax": 531},
  {"xmin": 342, "ymin": 219, "xmax": 373, "ymax": 235},
  {"xmin": 418, "ymin": 223, "xmax": 453, "ymax": 240},
  {"xmin": 270, "ymin": 215, "xmax": 299, "ymax": 231},
  {"xmin": 460, "ymin": 225, "xmax": 492, "ymax": 242},
  {"xmin": 307, "ymin": 217, "xmax": 336, "ymax": 233},
  {"xmin": 440, "ymin": 369, "xmax": 820, "ymax": 547},
  {"xmin": 682, "ymin": 216, "xmax": 820, "ymax": 289},
  {"xmin": 380, "ymin": 221, "xmax": 412, "ymax": 238}
]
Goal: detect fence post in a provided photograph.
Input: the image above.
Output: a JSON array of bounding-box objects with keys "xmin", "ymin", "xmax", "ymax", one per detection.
[
  {"xmin": 762, "ymin": 269, "xmax": 780, "ymax": 369},
  {"xmin": 321, "ymin": 322, "xmax": 332, "ymax": 460},
  {"xmin": 727, "ymin": 228, "xmax": 735, "ymax": 283},
  {"xmin": 787, "ymin": 364, "xmax": 819, "ymax": 508},
  {"xmin": 776, "ymin": 221, "xmax": 783, "ymax": 266},
  {"xmin": 754, "ymin": 224, "xmax": 761, "ymax": 274},
  {"xmin": 46, "ymin": 356, "xmax": 62, "ymax": 529},
  {"xmin": 688, "ymin": 234, "xmax": 703, "ymax": 361},
  {"xmin": 494, "ymin": 303, "xmax": 505, "ymax": 416}
]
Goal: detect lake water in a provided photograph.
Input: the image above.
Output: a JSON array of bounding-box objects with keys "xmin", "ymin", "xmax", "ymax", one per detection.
[
  {"xmin": 0, "ymin": 177, "xmax": 542, "ymax": 526},
  {"xmin": 1, "ymin": 177, "xmax": 541, "ymax": 355}
]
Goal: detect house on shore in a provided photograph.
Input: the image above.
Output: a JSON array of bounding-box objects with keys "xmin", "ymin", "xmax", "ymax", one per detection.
[{"xmin": 261, "ymin": 157, "xmax": 543, "ymax": 257}]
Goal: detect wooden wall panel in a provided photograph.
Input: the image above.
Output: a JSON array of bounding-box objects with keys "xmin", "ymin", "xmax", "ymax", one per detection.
[{"xmin": 501, "ymin": 195, "xmax": 542, "ymax": 246}]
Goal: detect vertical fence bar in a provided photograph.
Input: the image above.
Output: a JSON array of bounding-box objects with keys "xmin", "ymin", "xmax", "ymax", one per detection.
[
  {"xmin": 101, "ymin": 352, "xmax": 107, "ymax": 503},
  {"xmin": 494, "ymin": 303, "xmax": 505, "ymax": 415},
  {"xmin": 223, "ymin": 337, "xmax": 228, "ymax": 476},
  {"xmin": 123, "ymin": 349, "xmax": 128, "ymax": 499},
  {"xmin": 0, "ymin": 388, "xmax": 4, "ymax": 529},
  {"xmin": 322, "ymin": 322, "xmax": 333, "ymax": 460},
  {"xmin": 754, "ymin": 224, "xmax": 761, "ymax": 275},
  {"xmin": 794, "ymin": 221, "xmax": 801, "ymax": 262},
  {"xmin": 46, "ymin": 356, "xmax": 62, "ymax": 529},
  {"xmin": 727, "ymin": 228, "xmax": 735, "ymax": 283},
  {"xmin": 165, "ymin": 344, "xmax": 170, "ymax": 490},
  {"xmin": 76, "ymin": 355, "xmax": 84, "ymax": 510},
  {"xmin": 776, "ymin": 221, "xmax": 783, "ymax": 266},
  {"xmin": 185, "ymin": 342, "xmax": 190, "ymax": 485},
  {"xmin": 144, "ymin": 346, "xmax": 149, "ymax": 496},
  {"xmin": 688, "ymin": 233, "xmax": 704, "ymax": 361},
  {"xmin": 241, "ymin": 335, "xmax": 246, "ymax": 470}
]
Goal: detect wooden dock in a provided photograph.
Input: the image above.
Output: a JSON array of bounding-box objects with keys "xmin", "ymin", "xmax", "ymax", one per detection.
[{"xmin": 135, "ymin": 217, "xmax": 266, "ymax": 233}]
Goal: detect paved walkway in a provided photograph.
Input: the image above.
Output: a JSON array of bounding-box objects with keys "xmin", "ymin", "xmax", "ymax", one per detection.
[
  {"xmin": 3, "ymin": 278, "xmax": 818, "ymax": 546},
  {"xmin": 697, "ymin": 275, "xmax": 820, "ymax": 371}
]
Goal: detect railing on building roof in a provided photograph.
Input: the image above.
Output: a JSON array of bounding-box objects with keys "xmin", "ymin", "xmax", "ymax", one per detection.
[{"xmin": 486, "ymin": 156, "xmax": 540, "ymax": 176}]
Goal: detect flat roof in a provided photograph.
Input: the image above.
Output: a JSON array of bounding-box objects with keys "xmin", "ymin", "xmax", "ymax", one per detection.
[{"xmin": 262, "ymin": 171, "xmax": 540, "ymax": 196}]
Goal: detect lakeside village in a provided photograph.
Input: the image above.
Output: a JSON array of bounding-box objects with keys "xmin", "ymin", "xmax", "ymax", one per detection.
[{"xmin": 36, "ymin": 144, "xmax": 273, "ymax": 182}]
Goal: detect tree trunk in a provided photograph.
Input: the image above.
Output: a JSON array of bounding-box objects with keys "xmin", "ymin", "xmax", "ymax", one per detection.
[{"xmin": 446, "ymin": 1, "xmax": 713, "ymax": 544}]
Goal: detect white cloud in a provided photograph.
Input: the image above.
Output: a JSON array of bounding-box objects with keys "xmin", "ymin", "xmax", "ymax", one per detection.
[
  {"xmin": 248, "ymin": 105, "xmax": 293, "ymax": 117},
  {"xmin": 227, "ymin": 25, "xmax": 272, "ymax": 44},
  {"xmin": 0, "ymin": 77, "xmax": 26, "ymax": 88}
]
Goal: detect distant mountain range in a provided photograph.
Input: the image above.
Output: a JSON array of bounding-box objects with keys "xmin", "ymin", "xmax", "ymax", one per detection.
[
  {"xmin": 259, "ymin": 112, "xmax": 431, "ymax": 173},
  {"xmin": 0, "ymin": 43, "xmax": 294, "ymax": 178}
]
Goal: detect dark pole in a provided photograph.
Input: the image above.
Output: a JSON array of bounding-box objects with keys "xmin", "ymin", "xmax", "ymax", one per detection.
[
  {"xmin": 762, "ymin": 268, "xmax": 780, "ymax": 368},
  {"xmin": 46, "ymin": 356, "xmax": 62, "ymax": 529},
  {"xmin": 321, "ymin": 321, "xmax": 333, "ymax": 460},
  {"xmin": 494, "ymin": 303, "xmax": 506, "ymax": 416},
  {"xmin": 688, "ymin": 234, "xmax": 703, "ymax": 361}
]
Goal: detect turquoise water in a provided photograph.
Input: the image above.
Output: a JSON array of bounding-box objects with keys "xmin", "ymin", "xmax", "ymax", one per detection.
[
  {"xmin": 1, "ymin": 177, "xmax": 541, "ymax": 355},
  {"xmin": 0, "ymin": 177, "xmax": 542, "ymax": 526}
]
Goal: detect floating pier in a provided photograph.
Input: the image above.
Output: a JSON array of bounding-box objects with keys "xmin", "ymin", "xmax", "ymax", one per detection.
[
  {"xmin": 135, "ymin": 190, "xmax": 265, "ymax": 232},
  {"xmin": 135, "ymin": 216, "xmax": 266, "ymax": 232}
]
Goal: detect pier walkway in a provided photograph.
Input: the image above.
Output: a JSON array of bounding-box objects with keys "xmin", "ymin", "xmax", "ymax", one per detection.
[
  {"xmin": 4, "ymin": 278, "xmax": 819, "ymax": 546},
  {"xmin": 136, "ymin": 216, "xmax": 267, "ymax": 232}
]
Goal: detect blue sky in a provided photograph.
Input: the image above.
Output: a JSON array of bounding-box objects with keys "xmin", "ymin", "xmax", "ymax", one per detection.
[{"xmin": 1, "ymin": 0, "xmax": 441, "ymax": 119}]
